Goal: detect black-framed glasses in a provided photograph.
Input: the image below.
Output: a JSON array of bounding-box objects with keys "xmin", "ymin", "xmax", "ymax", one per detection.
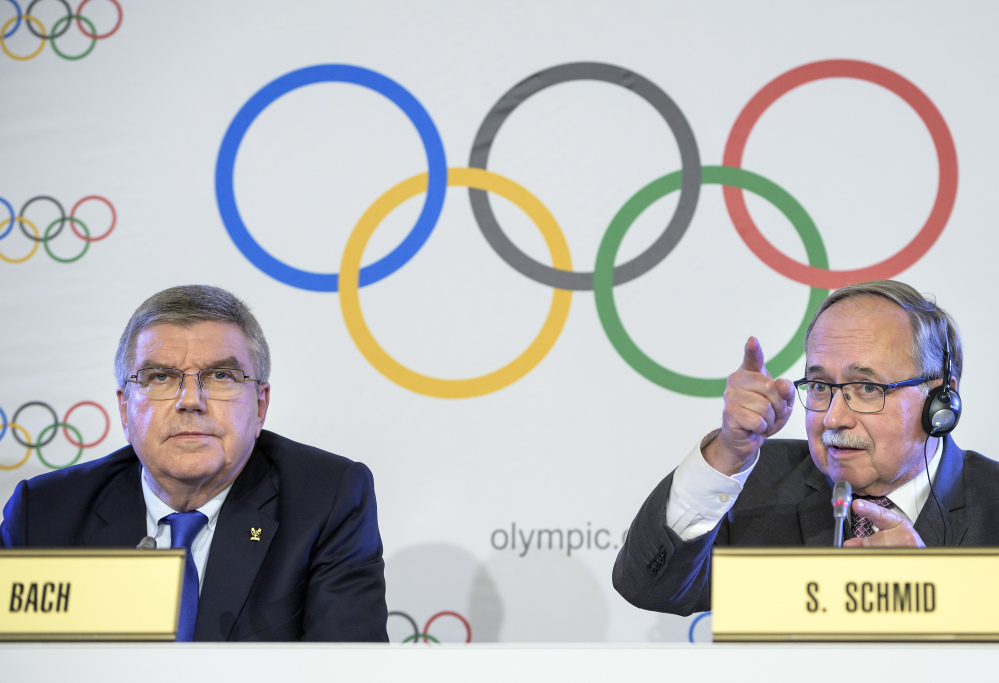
[
  {"xmin": 793, "ymin": 377, "xmax": 929, "ymax": 413},
  {"xmin": 126, "ymin": 368, "xmax": 259, "ymax": 400}
]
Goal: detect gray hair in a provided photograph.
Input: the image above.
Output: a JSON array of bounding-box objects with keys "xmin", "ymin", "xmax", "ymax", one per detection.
[
  {"xmin": 803, "ymin": 280, "xmax": 962, "ymax": 382},
  {"xmin": 114, "ymin": 285, "xmax": 270, "ymax": 387}
]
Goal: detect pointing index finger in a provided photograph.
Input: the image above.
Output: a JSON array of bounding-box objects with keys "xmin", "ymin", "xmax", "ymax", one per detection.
[
  {"xmin": 853, "ymin": 498, "xmax": 904, "ymax": 530},
  {"xmin": 741, "ymin": 336, "xmax": 769, "ymax": 376}
]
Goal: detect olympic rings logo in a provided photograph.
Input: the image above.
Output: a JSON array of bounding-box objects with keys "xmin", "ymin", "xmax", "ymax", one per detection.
[
  {"xmin": 0, "ymin": 195, "xmax": 116, "ymax": 264},
  {"xmin": 388, "ymin": 610, "xmax": 472, "ymax": 644},
  {"xmin": 216, "ymin": 60, "xmax": 957, "ymax": 399},
  {"xmin": 0, "ymin": 0, "xmax": 120, "ymax": 60},
  {"xmin": 0, "ymin": 401, "xmax": 110, "ymax": 470}
]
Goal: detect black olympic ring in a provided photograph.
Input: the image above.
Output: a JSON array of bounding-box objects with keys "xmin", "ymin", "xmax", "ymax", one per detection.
[
  {"xmin": 24, "ymin": 0, "xmax": 72, "ymax": 39},
  {"xmin": 388, "ymin": 611, "xmax": 420, "ymax": 642},
  {"xmin": 11, "ymin": 401, "xmax": 59, "ymax": 448},
  {"xmin": 468, "ymin": 61, "xmax": 701, "ymax": 291},
  {"xmin": 388, "ymin": 610, "xmax": 472, "ymax": 644},
  {"xmin": 18, "ymin": 195, "xmax": 66, "ymax": 242}
]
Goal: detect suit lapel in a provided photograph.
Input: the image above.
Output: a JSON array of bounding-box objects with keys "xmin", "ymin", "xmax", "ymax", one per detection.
[
  {"xmin": 194, "ymin": 448, "xmax": 279, "ymax": 641},
  {"xmin": 797, "ymin": 464, "xmax": 835, "ymax": 546},
  {"xmin": 915, "ymin": 436, "xmax": 967, "ymax": 545},
  {"xmin": 87, "ymin": 457, "xmax": 146, "ymax": 546}
]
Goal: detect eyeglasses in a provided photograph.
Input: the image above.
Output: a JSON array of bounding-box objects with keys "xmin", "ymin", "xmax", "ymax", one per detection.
[
  {"xmin": 793, "ymin": 377, "xmax": 929, "ymax": 413},
  {"xmin": 126, "ymin": 368, "xmax": 259, "ymax": 400}
]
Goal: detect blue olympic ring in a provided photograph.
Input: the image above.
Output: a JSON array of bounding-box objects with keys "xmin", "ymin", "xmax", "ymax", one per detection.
[
  {"xmin": 0, "ymin": 404, "xmax": 6, "ymax": 442},
  {"xmin": 0, "ymin": 196, "xmax": 13, "ymax": 240},
  {"xmin": 688, "ymin": 611, "xmax": 711, "ymax": 643},
  {"xmin": 215, "ymin": 64, "xmax": 447, "ymax": 292},
  {"xmin": 2, "ymin": 0, "xmax": 20, "ymax": 39}
]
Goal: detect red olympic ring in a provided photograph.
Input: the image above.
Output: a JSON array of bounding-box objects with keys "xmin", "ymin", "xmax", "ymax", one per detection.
[
  {"xmin": 61, "ymin": 400, "xmax": 110, "ymax": 448},
  {"xmin": 423, "ymin": 610, "xmax": 472, "ymax": 644},
  {"xmin": 75, "ymin": 0, "xmax": 122, "ymax": 39},
  {"xmin": 722, "ymin": 59, "xmax": 958, "ymax": 289},
  {"xmin": 69, "ymin": 194, "xmax": 116, "ymax": 241}
]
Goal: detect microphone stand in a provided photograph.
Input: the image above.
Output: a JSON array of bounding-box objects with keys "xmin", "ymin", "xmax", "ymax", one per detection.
[
  {"xmin": 831, "ymin": 481, "xmax": 852, "ymax": 548},
  {"xmin": 833, "ymin": 515, "xmax": 846, "ymax": 548}
]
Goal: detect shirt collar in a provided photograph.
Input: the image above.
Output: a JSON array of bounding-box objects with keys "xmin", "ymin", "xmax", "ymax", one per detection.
[
  {"xmin": 885, "ymin": 437, "xmax": 943, "ymax": 523},
  {"xmin": 140, "ymin": 466, "xmax": 233, "ymax": 532}
]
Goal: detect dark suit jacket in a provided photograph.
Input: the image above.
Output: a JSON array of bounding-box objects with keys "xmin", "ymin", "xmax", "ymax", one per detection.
[
  {"xmin": 0, "ymin": 429, "xmax": 389, "ymax": 642},
  {"xmin": 612, "ymin": 436, "xmax": 999, "ymax": 616}
]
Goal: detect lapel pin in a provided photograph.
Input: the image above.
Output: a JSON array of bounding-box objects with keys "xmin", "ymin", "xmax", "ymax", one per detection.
[{"xmin": 250, "ymin": 527, "xmax": 262, "ymax": 541}]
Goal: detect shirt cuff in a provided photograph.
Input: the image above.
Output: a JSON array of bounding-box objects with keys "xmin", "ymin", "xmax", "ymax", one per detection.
[{"xmin": 665, "ymin": 433, "xmax": 759, "ymax": 534}]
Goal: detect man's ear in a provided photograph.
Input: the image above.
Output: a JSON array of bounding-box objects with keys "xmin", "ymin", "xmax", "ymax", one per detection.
[
  {"xmin": 116, "ymin": 386, "xmax": 130, "ymax": 443},
  {"xmin": 255, "ymin": 382, "xmax": 270, "ymax": 437}
]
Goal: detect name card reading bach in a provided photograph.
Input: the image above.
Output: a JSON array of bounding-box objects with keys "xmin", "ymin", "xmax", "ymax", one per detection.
[
  {"xmin": 711, "ymin": 548, "xmax": 999, "ymax": 642},
  {"xmin": 0, "ymin": 549, "xmax": 186, "ymax": 641}
]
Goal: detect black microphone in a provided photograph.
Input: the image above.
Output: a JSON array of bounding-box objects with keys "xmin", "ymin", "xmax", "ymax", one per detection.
[
  {"xmin": 136, "ymin": 536, "xmax": 157, "ymax": 550},
  {"xmin": 832, "ymin": 480, "xmax": 852, "ymax": 548}
]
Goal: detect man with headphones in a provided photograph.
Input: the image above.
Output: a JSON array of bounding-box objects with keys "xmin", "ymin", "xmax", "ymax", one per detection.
[{"xmin": 613, "ymin": 280, "xmax": 999, "ymax": 616}]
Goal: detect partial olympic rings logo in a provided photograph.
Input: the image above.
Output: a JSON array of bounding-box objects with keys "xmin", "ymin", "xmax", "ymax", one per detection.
[
  {"xmin": 216, "ymin": 60, "xmax": 957, "ymax": 399},
  {"xmin": 0, "ymin": 195, "xmax": 116, "ymax": 264},
  {"xmin": 0, "ymin": 401, "xmax": 110, "ymax": 470},
  {"xmin": 0, "ymin": 0, "xmax": 121, "ymax": 61},
  {"xmin": 388, "ymin": 610, "xmax": 472, "ymax": 644}
]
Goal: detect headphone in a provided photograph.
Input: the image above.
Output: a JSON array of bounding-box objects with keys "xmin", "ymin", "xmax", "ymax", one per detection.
[{"xmin": 921, "ymin": 327, "xmax": 962, "ymax": 435}]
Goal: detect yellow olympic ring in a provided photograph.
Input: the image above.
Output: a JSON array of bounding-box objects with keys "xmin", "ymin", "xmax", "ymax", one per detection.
[
  {"xmin": 0, "ymin": 423, "xmax": 33, "ymax": 470},
  {"xmin": 340, "ymin": 167, "xmax": 573, "ymax": 399},
  {"xmin": 0, "ymin": 15, "xmax": 46, "ymax": 61},
  {"xmin": 0, "ymin": 217, "xmax": 40, "ymax": 263}
]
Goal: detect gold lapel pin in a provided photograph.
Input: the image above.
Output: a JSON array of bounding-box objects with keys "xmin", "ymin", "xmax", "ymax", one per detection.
[{"xmin": 250, "ymin": 527, "xmax": 262, "ymax": 541}]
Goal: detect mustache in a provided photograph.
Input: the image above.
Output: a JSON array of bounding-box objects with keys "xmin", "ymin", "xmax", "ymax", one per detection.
[{"xmin": 822, "ymin": 431, "xmax": 871, "ymax": 450}]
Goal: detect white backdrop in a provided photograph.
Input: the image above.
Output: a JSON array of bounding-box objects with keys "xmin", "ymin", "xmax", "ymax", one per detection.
[{"xmin": 1, "ymin": 0, "xmax": 996, "ymax": 643}]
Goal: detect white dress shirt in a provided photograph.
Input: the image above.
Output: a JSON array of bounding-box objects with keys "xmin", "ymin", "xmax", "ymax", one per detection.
[
  {"xmin": 666, "ymin": 433, "xmax": 942, "ymax": 540},
  {"xmin": 140, "ymin": 468, "xmax": 233, "ymax": 593}
]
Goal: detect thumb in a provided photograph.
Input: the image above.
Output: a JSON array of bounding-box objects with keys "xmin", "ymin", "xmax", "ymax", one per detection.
[
  {"xmin": 741, "ymin": 336, "xmax": 768, "ymax": 375},
  {"xmin": 775, "ymin": 377, "xmax": 795, "ymax": 404}
]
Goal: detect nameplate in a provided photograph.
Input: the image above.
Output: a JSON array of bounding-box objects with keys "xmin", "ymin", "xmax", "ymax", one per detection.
[
  {"xmin": 711, "ymin": 547, "xmax": 999, "ymax": 641},
  {"xmin": 0, "ymin": 549, "xmax": 185, "ymax": 641}
]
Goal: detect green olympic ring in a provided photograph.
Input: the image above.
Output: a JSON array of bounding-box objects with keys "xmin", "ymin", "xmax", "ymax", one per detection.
[
  {"xmin": 49, "ymin": 14, "xmax": 98, "ymax": 61},
  {"xmin": 594, "ymin": 165, "xmax": 829, "ymax": 397},
  {"xmin": 401, "ymin": 633, "xmax": 441, "ymax": 644},
  {"xmin": 34, "ymin": 422, "xmax": 84, "ymax": 469},
  {"xmin": 43, "ymin": 217, "xmax": 90, "ymax": 263}
]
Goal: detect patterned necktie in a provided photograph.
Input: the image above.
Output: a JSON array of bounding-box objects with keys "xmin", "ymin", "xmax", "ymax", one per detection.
[
  {"xmin": 161, "ymin": 510, "xmax": 208, "ymax": 642},
  {"xmin": 851, "ymin": 495, "xmax": 892, "ymax": 539}
]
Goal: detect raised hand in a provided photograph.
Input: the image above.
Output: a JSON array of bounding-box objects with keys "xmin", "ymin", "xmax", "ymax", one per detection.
[{"xmin": 703, "ymin": 337, "xmax": 795, "ymax": 475}]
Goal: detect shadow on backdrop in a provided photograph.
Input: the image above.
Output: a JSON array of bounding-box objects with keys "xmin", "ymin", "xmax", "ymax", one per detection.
[{"xmin": 385, "ymin": 543, "xmax": 503, "ymax": 643}]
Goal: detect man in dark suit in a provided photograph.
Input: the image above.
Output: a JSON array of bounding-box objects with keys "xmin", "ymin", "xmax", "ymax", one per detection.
[
  {"xmin": 0, "ymin": 285, "xmax": 388, "ymax": 641},
  {"xmin": 613, "ymin": 280, "xmax": 999, "ymax": 615}
]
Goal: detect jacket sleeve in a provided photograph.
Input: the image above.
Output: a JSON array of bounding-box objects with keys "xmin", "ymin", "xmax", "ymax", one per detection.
[
  {"xmin": 0, "ymin": 480, "xmax": 29, "ymax": 547},
  {"xmin": 302, "ymin": 461, "xmax": 388, "ymax": 642},
  {"xmin": 612, "ymin": 471, "xmax": 723, "ymax": 616}
]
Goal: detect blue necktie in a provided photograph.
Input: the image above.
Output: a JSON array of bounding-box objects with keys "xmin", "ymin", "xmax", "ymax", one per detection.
[{"xmin": 161, "ymin": 511, "xmax": 208, "ymax": 642}]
